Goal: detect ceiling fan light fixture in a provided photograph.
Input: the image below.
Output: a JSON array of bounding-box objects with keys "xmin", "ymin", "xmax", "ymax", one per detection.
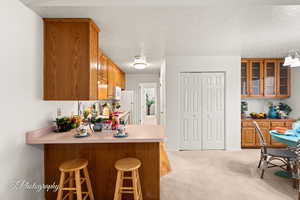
[
  {"xmin": 133, "ymin": 62, "xmax": 147, "ymax": 69},
  {"xmin": 290, "ymin": 57, "xmax": 300, "ymax": 68},
  {"xmin": 284, "ymin": 50, "xmax": 300, "ymax": 67},
  {"xmin": 133, "ymin": 56, "xmax": 148, "ymax": 70},
  {"xmin": 283, "ymin": 56, "xmax": 294, "ymax": 66}
]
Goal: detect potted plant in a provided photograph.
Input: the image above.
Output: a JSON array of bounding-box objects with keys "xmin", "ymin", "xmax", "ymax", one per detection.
[
  {"xmin": 241, "ymin": 101, "xmax": 248, "ymax": 119},
  {"xmin": 91, "ymin": 116, "xmax": 103, "ymax": 132},
  {"xmin": 268, "ymin": 102, "xmax": 279, "ymax": 119},
  {"xmin": 277, "ymin": 103, "xmax": 292, "ymax": 119},
  {"xmin": 146, "ymin": 93, "xmax": 155, "ymax": 116}
]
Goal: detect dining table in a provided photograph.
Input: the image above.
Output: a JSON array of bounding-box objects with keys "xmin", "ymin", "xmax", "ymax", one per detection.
[
  {"xmin": 269, "ymin": 129, "xmax": 300, "ymax": 179},
  {"xmin": 269, "ymin": 129, "xmax": 300, "ymax": 147}
]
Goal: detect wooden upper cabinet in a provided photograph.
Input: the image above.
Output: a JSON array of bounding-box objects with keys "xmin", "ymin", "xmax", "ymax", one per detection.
[
  {"xmin": 277, "ymin": 61, "xmax": 291, "ymax": 98},
  {"xmin": 44, "ymin": 18, "xmax": 100, "ymax": 100},
  {"xmin": 98, "ymin": 51, "xmax": 108, "ymax": 100},
  {"xmin": 97, "ymin": 52, "xmax": 126, "ymax": 99},
  {"xmin": 264, "ymin": 59, "xmax": 277, "ymax": 97},
  {"xmin": 241, "ymin": 58, "xmax": 290, "ymax": 98},
  {"xmin": 115, "ymin": 66, "xmax": 125, "ymax": 89},
  {"xmin": 249, "ymin": 60, "xmax": 264, "ymax": 97},
  {"xmin": 120, "ymin": 70, "xmax": 126, "ymax": 90},
  {"xmin": 107, "ymin": 59, "xmax": 115, "ymax": 98},
  {"xmin": 241, "ymin": 59, "xmax": 249, "ymax": 97}
]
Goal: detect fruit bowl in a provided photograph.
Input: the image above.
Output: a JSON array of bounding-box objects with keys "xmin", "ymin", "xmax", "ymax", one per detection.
[{"xmin": 250, "ymin": 112, "xmax": 267, "ymax": 119}]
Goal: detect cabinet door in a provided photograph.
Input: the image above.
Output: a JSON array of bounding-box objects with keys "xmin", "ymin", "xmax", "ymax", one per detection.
[
  {"xmin": 107, "ymin": 59, "xmax": 114, "ymax": 98},
  {"xmin": 249, "ymin": 60, "xmax": 264, "ymax": 97},
  {"xmin": 241, "ymin": 128, "xmax": 257, "ymax": 147},
  {"xmin": 98, "ymin": 53, "xmax": 108, "ymax": 100},
  {"xmin": 44, "ymin": 19, "xmax": 99, "ymax": 100},
  {"xmin": 264, "ymin": 60, "xmax": 277, "ymax": 97},
  {"xmin": 89, "ymin": 23, "xmax": 99, "ymax": 100},
  {"xmin": 277, "ymin": 60, "xmax": 290, "ymax": 98},
  {"xmin": 285, "ymin": 121, "xmax": 295, "ymax": 129},
  {"xmin": 102, "ymin": 55, "xmax": 108, "ymax": 82},
  {"xmin": 241, "ymin": 60, "xmax": 249, "ymax": 97},
  {"xmin": 115, "ymin": 67, "xmax": 121, "ymax": 87},
  {"xmin": 121, "ymin": 71, "xmax": 126, "ymax": 90},
  {"xmin": 255, "ymin": 128, "xmax": 271, "ymax": 146}
]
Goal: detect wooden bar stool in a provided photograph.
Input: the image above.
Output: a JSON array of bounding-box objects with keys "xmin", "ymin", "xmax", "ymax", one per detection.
[
  {"xmin": 56, "ymin": 159, "xmax": 94, "ymax": 200},
  {"xmin": 113, "ymin": 158, "xmax": 143, "ymax": 200}
]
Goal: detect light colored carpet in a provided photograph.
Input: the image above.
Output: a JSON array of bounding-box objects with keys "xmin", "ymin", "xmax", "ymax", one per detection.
[{"xmin": 161, "ymin": 149, "xmax": 297, "ymax": 200}]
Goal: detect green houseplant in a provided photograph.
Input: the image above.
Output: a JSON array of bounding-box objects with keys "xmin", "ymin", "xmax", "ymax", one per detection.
[
  {"xmin": 241, "ymin": 101, "xmax": 248, "ymax": 119},
  {"xmin": 91, "ymin": 116, "xmax": 103, "ymax": 132},
  {"xmin": 146, "ymin": 93, "xmax": 155, "ymax": 116}
]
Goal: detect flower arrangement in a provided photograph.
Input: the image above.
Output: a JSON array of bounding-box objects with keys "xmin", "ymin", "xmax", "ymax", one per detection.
[
  {"xmin": 83, "ymin": 107, "xmax": 91, "ymax": 120},
  {"xmin": 268, "ymin": 102, "xmax": 292, "ymax": 119},
  {"xmin": 91, "ymin": 116, "xmax": 103, "ymax": 132}
]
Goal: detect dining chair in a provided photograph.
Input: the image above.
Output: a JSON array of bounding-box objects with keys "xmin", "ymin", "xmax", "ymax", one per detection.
[{"xmin": 253, "ymin": 121, "xmax": 297, "ymax": 179}]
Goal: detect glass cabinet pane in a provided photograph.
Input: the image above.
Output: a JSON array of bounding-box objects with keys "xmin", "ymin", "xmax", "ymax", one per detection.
[
  {"xmin": 241, "ymin": 62, "xmax": 248, "ymax": 96},
  {"xmin": 264, "ymin": 61, "xmax": 276, "ymax": 96},
  {"xmin": 250, "ymin": 62, "xmax": 262, "ymax": 96},
  {"xmin": 278, "ymin": 62, "xmax": 289, "ymax": 95}
]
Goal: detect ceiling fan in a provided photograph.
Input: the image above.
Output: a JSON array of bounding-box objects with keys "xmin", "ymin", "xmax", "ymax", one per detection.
[
  {"xmin": 133, "ymin": 55, "xmax": 148, "ymax": 70},
  {"xmin": 283, "ymin": 50, "xmax": 300, "ymax": 67}
]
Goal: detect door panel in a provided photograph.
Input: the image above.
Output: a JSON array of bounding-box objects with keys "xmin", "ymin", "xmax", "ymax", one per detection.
[
  {"xmin": 180, "ymin": 73, "xmax": 225, "ymax": 150},
  {"xmin": 241, "ymin": 128, "xmax": 256, "ymax": 147},
  {"xmin": 180, "ymin": 75, "xmax": 203, "ymax": 150},
  {"xmin": 241, "ymin": 60, "xmax": 249, "ymax": 97},
  {"xmin": 201, "ymin": 74, "xmax": 225, "ymax": 150},
  {"xmin": 277, "ymin": 61, "xmax": 290, "ymax": 97},
  {"xmin": 249, "ymin": 60, "xmax": 264, "ymax": 97},
  {"xmin": 264, "ymin": 60, "xmax": 277, "ymax": 97}
]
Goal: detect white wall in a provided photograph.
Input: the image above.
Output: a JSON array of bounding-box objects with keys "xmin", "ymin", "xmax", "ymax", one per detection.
[
  {"xmin": 0, "ymin": 1, "xmax": 76, "ymax": 199},
  {"xmin": 285, "ymin": 67, "xmax": 300, "ymax": 120},
  {"xmin": 165, "ymin": 56, "xmax": 241, "ymax": 151},
  {"xmin": 125, "ymin": 74, "xmax": 160, "ymax": 124}
]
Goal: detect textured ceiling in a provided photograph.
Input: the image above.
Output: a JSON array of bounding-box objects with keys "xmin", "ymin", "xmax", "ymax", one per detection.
[{"xmin": 22, "ymin": 0, "xmax": 300, "ymax": 74}]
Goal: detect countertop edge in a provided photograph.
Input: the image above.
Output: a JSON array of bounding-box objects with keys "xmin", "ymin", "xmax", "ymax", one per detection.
[
  {"xmin": 27, "ymin": 138, "xmax": 165, "ymax": 145},
  {"xmin": 26, "ymin": 125, "xmax": 166, "ymax": 144}
]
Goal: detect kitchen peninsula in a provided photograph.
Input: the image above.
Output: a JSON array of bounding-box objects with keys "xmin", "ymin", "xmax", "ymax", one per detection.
[{"xmin": 26, "ymin": 125, "xmax": 165, "ymax": 200}]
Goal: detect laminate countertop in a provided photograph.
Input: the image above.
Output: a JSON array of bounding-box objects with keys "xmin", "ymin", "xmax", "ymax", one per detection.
[{"xmin": 26, "ymin": 125, "xmax": 165, "ymax": 144}]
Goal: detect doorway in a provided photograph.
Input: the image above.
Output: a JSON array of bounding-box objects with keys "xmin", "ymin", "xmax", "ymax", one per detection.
[
  {"xmin": 140, "ymin": 83, "xmax": 158, "ymax": 125},
  {"xmin": 179, "ymin": 72, "xmax": 225, "ymax": 150}
]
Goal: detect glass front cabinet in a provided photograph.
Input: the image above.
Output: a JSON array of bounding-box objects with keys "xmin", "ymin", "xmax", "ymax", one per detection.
[
  {"xmin": 264, "ymin": 59, "xmax": 277, "ymax": 97},
  {"xmin": 241, "ymin": 60, "xmax": 249, "ymax": 97},
  {"xmin": 249, "ymin": 60, "xmax": 264, "ymax": 97},
  {"xmin": 277, "ymin": 61, "xmax": 290, "ymax": 97},
  {"xmin": 241, "ymin": 58, "xmax": 290, "ymax": 98}
]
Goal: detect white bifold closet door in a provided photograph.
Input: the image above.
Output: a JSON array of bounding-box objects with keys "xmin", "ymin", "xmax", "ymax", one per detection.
[{"xmin": 180, "ymin": 72, "xmax": 225, "ymax": 150}]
